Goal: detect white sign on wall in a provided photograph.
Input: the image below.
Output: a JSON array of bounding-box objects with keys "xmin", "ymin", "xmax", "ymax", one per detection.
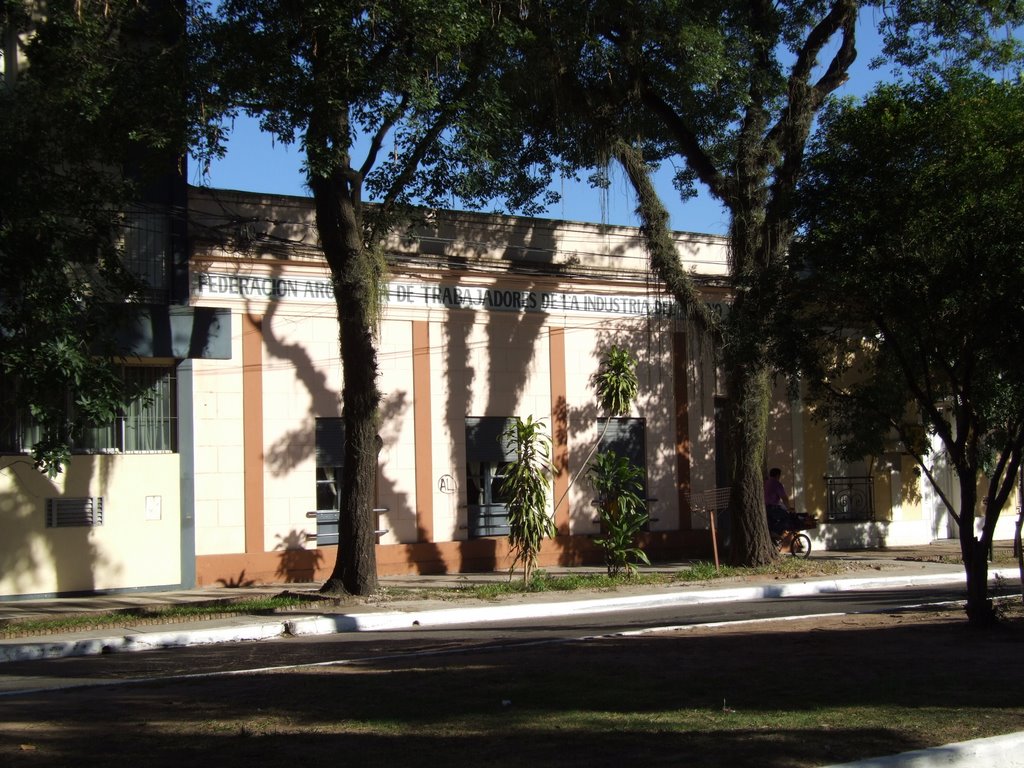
[{"xmin": 192, "ymin": 272, "xmax": 686, "ymax": 319}]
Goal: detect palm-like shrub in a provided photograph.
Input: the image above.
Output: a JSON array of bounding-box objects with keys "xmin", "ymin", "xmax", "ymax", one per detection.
[
  {"xmin": 501, "ymin": 416, "xmax": 556, "ymax": 582},
  {"xmin": 595, "ymin": 345, "xmax": 639, "ymax": 416}
]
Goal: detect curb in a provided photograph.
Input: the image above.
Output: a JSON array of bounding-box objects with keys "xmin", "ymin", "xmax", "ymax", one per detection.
[
  {"xmin": 0, "ymin": 620, "xmax": 287, "ymax": 663},
  {"xmin": 5, "ymin": 567, "xmax": 1014, "ymax": 663},
  {"xmin": 823, "ymin": 731, "xmax": 1024, "ymax": 767}
]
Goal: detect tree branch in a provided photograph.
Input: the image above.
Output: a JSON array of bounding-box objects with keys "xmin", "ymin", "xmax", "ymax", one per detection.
[
  {"xmin": 613, "ymin": 140, "xmax": 724, "ymax": 343},
  {"xmin": 764, "ymin": 1, "xmax": 858, "ymax": 235},
  {"xmin": 358, "ymin": 93, "xmax": 411, "ymax": 182}
]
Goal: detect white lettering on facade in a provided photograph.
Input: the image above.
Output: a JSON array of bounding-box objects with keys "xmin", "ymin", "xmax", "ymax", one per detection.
[{"xmin": 192, "ymin": 273, "xmax": 695, "ymax": 318}]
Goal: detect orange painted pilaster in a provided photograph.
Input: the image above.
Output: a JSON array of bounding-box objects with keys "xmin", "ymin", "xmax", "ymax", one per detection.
[
  {"xmin": 412, "ymin": 321, "xmax": 434, "ymax": 542},
  {"xmin": 242, "ymin": 313, "xmax": 265, "ymax": 553},
  {"xmin": 549, "ymin": 328, "xmax": 570, "ymax": 534}
]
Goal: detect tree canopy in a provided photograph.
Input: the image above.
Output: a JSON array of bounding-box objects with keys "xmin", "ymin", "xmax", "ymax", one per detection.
[
  {"xmin": 791, "ymin": 70, "xmax": 1024, "ymax": 624},
  {"xmin": 0, "ymin": 0, "xmax": 186, "ymax": 474},
  {"xmin": 498, "ymin": 0, "xmax": 1022, "ymax": 565},
  {"xmin": 190, "ymin": 0, "xmax": 562, "ymax": 594}
]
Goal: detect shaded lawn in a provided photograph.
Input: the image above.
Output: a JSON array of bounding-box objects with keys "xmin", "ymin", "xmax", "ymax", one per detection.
[{"xmin": 1, "ymin": 606, "xmax": 1023, "ymax": 768}]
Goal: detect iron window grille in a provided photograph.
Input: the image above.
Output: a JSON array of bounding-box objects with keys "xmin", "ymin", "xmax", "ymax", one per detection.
[
  {"xmin": 825, "ymin": 475, "xmax": 875, "ymax": 522},
  {"xmin": 0, "ymin": 366, "xmax": 176, "ymax": 455}
]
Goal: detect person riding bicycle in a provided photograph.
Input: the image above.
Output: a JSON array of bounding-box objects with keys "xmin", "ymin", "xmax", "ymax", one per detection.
[{"xmin": 764, "ymin": 467, "xmax": 793, "ymax": 538}]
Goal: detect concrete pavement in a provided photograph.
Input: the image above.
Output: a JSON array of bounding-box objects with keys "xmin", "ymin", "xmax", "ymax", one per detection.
[
  {"xmin": 0, "ymin": 542, "xmax": 1019, "ymax": 663},
  {"xmin": 1, "ymin": 542, "xmax": 1022, "ymax": 768}
]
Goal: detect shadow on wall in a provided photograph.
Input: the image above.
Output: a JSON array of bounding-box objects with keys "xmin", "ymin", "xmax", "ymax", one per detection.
[
  {"xmin": 555, "ymin": 321, "xmax": 679, "ymax": 557},
  {"xmin": 232, "ymin": 254, "xmax": 417, "ymax": 574},
  {"xmin": 440, "ymin": 216, "xmax": 570, "ymax": 564},
  {"xmin": 0, "ymin": 457, "xmax": 116, "ymax": 597},
  {"xmin": 255, "ymin": 260, "xmax": 341, "ymax": 479},
  {"xmin": 456, "ymin": 534, "xmax": 499, "ymax": 575},
  {"xmin": 814, "ymin": 521, "xmax": 890, "ymax": 551},
  {"xmin": 413, "ymin": 526, "xmax": 451, "ymax": 575},
  {"xmin": 275, "ymin": 529, "xmax": 324, "ymax": 582}
]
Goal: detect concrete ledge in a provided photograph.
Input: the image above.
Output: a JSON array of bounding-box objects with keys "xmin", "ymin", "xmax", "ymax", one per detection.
[
  {"xmin": 0, "ymin": 620, "xmax": 288, "ymax": 663},
  {"xmin": 3, "ymin": 567, "xmax": 1017, "ymax": 662},
  {"xmin": 824, "ymin": 730, "xmax": 1024, "ymax": 767}
]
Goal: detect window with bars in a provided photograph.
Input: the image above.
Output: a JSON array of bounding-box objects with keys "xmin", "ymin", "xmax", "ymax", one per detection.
[
  {"xmin": 0, "ymin": 366, "xmax": 176, "ymax": 455},
  {"xmin": 122, "ymin": 206, "xmax": 171, "ymax": 303},
  {"xmin": 596, "ymin": 417, "xmax": 648, "ymax": 498},
  {"xmin": 596, "ymin": 417, "xmax": 650, "ymax": 528},
  {"xmin": 465, "ymin": 417, "xmax": 516, "ymax": 538},
  {"xmin": 312, "ymin": 417, "xmax": 344, "ymax": 546}
]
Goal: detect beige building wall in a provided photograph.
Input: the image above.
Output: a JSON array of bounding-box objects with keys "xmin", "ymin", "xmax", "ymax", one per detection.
[
  {"xmin": 192, "ymin": 315, "xmax": 246, "ymax": 556},
  {"xmin": 0, "ymin": 454, "xmax": 181, "ymax": 596},
  {"xmin": 435, "ymin": 306, "xmax": 553, "ymax": 541},
  {"xmin": 259, "ymin": 307, "xmax": 341, "ymax": 553},
  {"xmin": 377, "ymin": 318, "xmax": 419, "ymax": 545}
]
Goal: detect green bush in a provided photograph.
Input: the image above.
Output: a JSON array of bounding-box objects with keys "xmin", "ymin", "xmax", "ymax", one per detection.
[{"xmin": 588, "ymin": 449, "xmax": 650, "ymax": 576}]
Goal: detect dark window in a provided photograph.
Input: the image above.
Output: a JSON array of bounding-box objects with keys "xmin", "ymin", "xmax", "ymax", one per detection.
[
  {"xmin": 123, "ymin": 205, "xmax": 171, "ymax": 303},
  {"xmin": 597, "ymin": 417, "xmax": 649, "ymax": 528},
  {"xmin": 465, "ymin": 417, "xmax": 517, "ymax": 538},
  {"xmin": 312, "ymin": 418, "xmax": 345, "ymax": 546},
  {"xmin": 597, "ymin": 417, "xmax": 648, "ymax": 498}
]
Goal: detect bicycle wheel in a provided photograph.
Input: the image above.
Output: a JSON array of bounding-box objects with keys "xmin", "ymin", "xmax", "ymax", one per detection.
[{"xmin": 789, "ymin": 533, "xmax": 812, "ymax": 558}]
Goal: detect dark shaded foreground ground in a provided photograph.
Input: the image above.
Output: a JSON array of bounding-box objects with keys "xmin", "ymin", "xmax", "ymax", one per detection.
[{"xmin": 2, "ymin": 602, "xmax": 1023, "ymax": 768}]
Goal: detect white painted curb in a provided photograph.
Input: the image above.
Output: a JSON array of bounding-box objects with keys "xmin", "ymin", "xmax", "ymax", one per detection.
[
  {"xmin": 1, "ymin": 567, "xmax": 1017, "ymax": 662},
  {"xmin": 0, "ymin": 620, "xmax": 287, "ymax": 662},
  {"xmin": 823, "ymin": 730, "xmax": 1024, "ymax": 767},
  {"xmin": 286, "ymin": 570, "xmax": 1001, "ymax": 637}
]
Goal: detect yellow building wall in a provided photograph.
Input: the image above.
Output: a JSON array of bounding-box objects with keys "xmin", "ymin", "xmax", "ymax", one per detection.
[{"xmin": 0, "ymin": 453, "xmax": 181, "ymax": 597}]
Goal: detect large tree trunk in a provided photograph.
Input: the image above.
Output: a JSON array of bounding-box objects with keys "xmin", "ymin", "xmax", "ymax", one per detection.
[
  {"xmin": 725, "ymin": 360, "xmax": 777, "ymax": 566},
  {"xmin": 309, "ymin": 153, "xmax": 382, "ymax": 597},
  {"xmin": 723, "ymin": 198, "xmax": 782, "ymax": 567},
  {"xmin": 957, "ymin": 482, "xmax": 996, "ymax": 627}
]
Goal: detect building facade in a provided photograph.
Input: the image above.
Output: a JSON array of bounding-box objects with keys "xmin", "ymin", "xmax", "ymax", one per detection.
[
  {"xmin": 185, "ymin": 187, "xmax": 734, "ymax": 584},
  {"xmin": 0, "ymin": 185, "xmax": 1010, "ymax": 599}
]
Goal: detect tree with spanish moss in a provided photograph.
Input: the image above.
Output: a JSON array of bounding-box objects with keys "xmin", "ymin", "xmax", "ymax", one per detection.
[{"xmin": 506, "ymin": 0, "xmax": 1022, "ymax": 565}]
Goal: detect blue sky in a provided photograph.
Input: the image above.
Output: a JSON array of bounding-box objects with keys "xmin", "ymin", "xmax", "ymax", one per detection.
[{"xmin": 192, "ymin": 15, "xmax": 889, "ymax": 236}]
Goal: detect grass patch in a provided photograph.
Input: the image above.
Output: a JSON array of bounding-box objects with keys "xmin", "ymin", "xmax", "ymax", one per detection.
[
  {"xmin": 677, "ymin": 556, "xmax": 852, "ymax": 581},
  {"xmin": 466, "ymin": 570, "xmax": 670, "ymax": 600},
  {"xmin": 10, "ymin": 605, "xmax": 1021, "ymax": 768},
  {"xmin": 380, "ymin": 559, "xmax": 856, "ymax": 603}
]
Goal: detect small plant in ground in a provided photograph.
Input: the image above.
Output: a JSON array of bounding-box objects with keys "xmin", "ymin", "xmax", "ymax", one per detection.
[
  {"xmin": 588, "ymin": 449, "xmax": 650, "ymax": 576},
  {"xmin": 679, "ymin": 561, "xmax": 738, "ymax": 581},
  {"xmin": 501, "ymin": 416, "xmax": 556, "ymax": 583}
]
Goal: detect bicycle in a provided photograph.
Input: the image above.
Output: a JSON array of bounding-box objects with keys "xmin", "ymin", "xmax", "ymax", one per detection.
[{"xmin": 769, "ymin": 511, "xmax": 817, "ymax": 558}]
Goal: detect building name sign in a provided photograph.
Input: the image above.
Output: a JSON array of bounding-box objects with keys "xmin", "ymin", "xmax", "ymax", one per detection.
[{"xmin": 192, "ymin": 272, "xmax": 696, "ymax": 318}]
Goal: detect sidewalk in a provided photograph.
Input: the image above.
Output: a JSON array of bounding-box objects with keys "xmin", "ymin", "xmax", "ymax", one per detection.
[{"xmin": 0, "ymin": 542, "xmax": 1018, "ymax": 663}]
